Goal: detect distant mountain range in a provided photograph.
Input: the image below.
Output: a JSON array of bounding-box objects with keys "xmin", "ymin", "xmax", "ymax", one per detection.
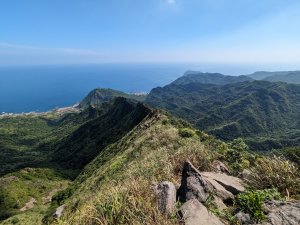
[
  {"xmin": 74, "ymin": 70, "xmax": 300, "ymax": 150},
  {"xmin": 172, "ymin": 71, "xmax": 253, "ymax": 85},
  {"xmin": 247, "ymin": 71, "xmax": 300, "ymax": 84},
  {"xmin": 145, "ymin": 71, "xmax": 300, "ymax": 150}
]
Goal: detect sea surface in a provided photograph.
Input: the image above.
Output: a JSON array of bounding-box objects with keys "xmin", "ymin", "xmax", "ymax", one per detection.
[
  {"xmin": 0, "ymin": 63, "xmax": 279, "ymax": 113},
  {"xmin": 0, "ymin": 63, "xmax": 189, "ymax": 113}
]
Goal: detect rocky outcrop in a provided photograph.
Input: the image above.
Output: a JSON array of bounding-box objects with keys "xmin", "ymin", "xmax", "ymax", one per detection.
[
  {"xmin": 155, "ymin": 160, "xmax": 247, "ymax": 225},
  {"xmin": 201, "ymin": 172, "xmax": 245, "ymax": 201},
  {"xmin": 155, "ymin": 181, "xmax": 177, "ymax": 215},
  {"xmin": 260, "ymin": 200, "xmax": 300, "ymax": 225},
  {"xmin": 178, "ymin": 160, "xmax": 210, "ymax": 203},
  {"xmin": 179, "ymin": 199, "xmax": 224, "ymax": 225}
]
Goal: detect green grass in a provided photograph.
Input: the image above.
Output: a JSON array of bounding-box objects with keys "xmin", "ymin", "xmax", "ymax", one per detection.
[
  {"xmin": 0, "ymin": 168, "xmax": 70, "ymax": 223},
  {"xmin": 0, "ymin": 111, "xmax": 88, "ymax": 223}
]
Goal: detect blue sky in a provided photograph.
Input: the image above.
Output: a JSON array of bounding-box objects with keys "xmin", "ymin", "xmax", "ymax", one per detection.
[{"xmin": 1, "ymin": 0, "xmax": 300, "ymax": 65}]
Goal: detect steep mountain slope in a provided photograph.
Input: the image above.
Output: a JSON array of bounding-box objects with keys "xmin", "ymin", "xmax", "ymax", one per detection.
[
  {"xmin": 43, "ymin": 109, "xmax": 220, "ymax": 225},
  {"xmin": 0, "ymin": 110, "xmax": 93, "ymax": 176},
  {"xmin": 52, "ymin": 98, "xmax": 153, "ymax": 169},
  {"xmin": 0, "ymin": 109, "xmax": 94, "ymax": 222},
  {"xmin": 146, "ymin": 79, "xmax": 300, "ymax": 150},
  {"xmin": 172, "ymin": 71, "xmax": 253, "ymax": 85},
  {"xmin": 79, "ymin": 88, "xmax": 146, "ymax": 109},
  {"xmin": 41, "ymin": 106, "xmax": 300, "ymax": 225},
  {"xmin": 0, "ymin": 98, "xmax": 153, "ymax": 224}
]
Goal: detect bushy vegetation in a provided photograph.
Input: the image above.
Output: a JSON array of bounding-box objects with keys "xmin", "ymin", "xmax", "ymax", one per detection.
[
  {"xmin": 178, "ymin": 128, "xmax": 196, "ymax": 138},
  {"xmin": 247, "ymin": 156, "xmax": 300, "ymax": 198},
  {"xmin": 236, "ymin": 188, "xmax": 281, "ymax": 221},
  {"xmin": 273, "ymin": 146, "xmax": 300, "ymax": 167}
]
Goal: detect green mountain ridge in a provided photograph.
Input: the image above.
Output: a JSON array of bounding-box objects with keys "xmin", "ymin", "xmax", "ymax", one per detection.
[
  {"xmin": 146, "ymin": 76, "xmax": 300, "ymax": 150},
  {"xmin": 173, "ymin": 71, "xmax": 253, "ymax": 85},
  {"xmin": 52, "ymin": 98, "xmax": 153, "ymax": 170}
]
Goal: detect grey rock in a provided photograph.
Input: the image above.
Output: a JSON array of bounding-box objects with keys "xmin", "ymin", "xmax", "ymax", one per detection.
[
  {"xmin": 179, "ymin": 199, "xmax": 224, "ymax": 225},
  {"xmin": 213, "ymin": 197, "xmax": 227, "ymax": 210},
  {"xmin": 201, "ymin": 172, "xmax": 245, "ymax": 201},
  {"xmin": 178, "ymin": 160, "xmax": 210, "ymax": 203},
  {"xmin": 234, "ymin": 211, "xmax": 252, "ymax": 224},
  {"xmin": 53, "ymin": 204, "xmax": 66, "ymax": 219},
  {"xmin": 155, "ymin": 181, "xmax": 177, "ymax": 215},
  {"xmin": 260, "ymin": 200, "xmax": 300, "ymax": 225}
]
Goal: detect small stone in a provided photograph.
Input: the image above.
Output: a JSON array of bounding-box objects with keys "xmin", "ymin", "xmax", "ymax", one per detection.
[
  {"xmin": 212, "ymin": 161, "xmax": 230, "ymax": 174},
  {"xmin": 20, "ymin": 197, "xmax": 37, "ymax": 211},
  {"xmin": 213, "ymin": 197, "xmax": 227, "ymax": 210},
  {"xmin": 234, "ymin": 211, "xmax": 252, "ymax": 224},
  {"xmin": 156, "ymin": 181, "xmax": 177, "ymax": 215},
  {"xmin": 53, "ymin": 204, "xmax": 66, "ymax": 219}
]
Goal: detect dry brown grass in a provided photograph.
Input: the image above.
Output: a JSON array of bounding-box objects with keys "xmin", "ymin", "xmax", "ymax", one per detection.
[
  {"xmin": 61, "ymin": 178, "xmax": 181, "ymax": 225},
  {"xmin": 247, "ymin": 156, "xmax": 300, "ymax": 198}
]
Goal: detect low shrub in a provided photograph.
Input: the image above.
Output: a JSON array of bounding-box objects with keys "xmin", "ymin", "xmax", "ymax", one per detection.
[
  {"xmin": 236, "ymin": 188, "xmax": 281, "ymax": 221},
  {"xmin": 178, "ymin": 128, "xmax": 196, "ymax": 138}
]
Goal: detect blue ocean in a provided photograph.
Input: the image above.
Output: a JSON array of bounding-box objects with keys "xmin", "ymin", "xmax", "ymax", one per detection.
[
  {"xmin": 0, "ymin": 63, "xmax": 187, "ymax": 113},
  {"xmin": 0, "ymin": 63, "xmax": 260, "ymax": 113}
]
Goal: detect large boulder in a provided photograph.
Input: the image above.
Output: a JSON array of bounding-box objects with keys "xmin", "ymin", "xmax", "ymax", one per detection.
[
  {"xmin": 155, "ymin": 181, "xmax": 177, "ymax": 215},
  {"xmin": 201, "ymin": 172, "xmax": 245, "ymax": 201},
  {"xmin": 178, "ymin": 160, "xmax": 210, "ymax": 203},
  {"xmin": 179, "ymin": 199, "xmax": 224, "ymax": 225},
  {"xmin": 260, "ymin": 200, "xmax": 300, "ymax": 225}
]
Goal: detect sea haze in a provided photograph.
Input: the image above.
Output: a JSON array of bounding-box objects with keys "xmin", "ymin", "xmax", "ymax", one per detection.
[{"xmin": 0, "ymin": 63, "xmax": 191, "ymax": 113}]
